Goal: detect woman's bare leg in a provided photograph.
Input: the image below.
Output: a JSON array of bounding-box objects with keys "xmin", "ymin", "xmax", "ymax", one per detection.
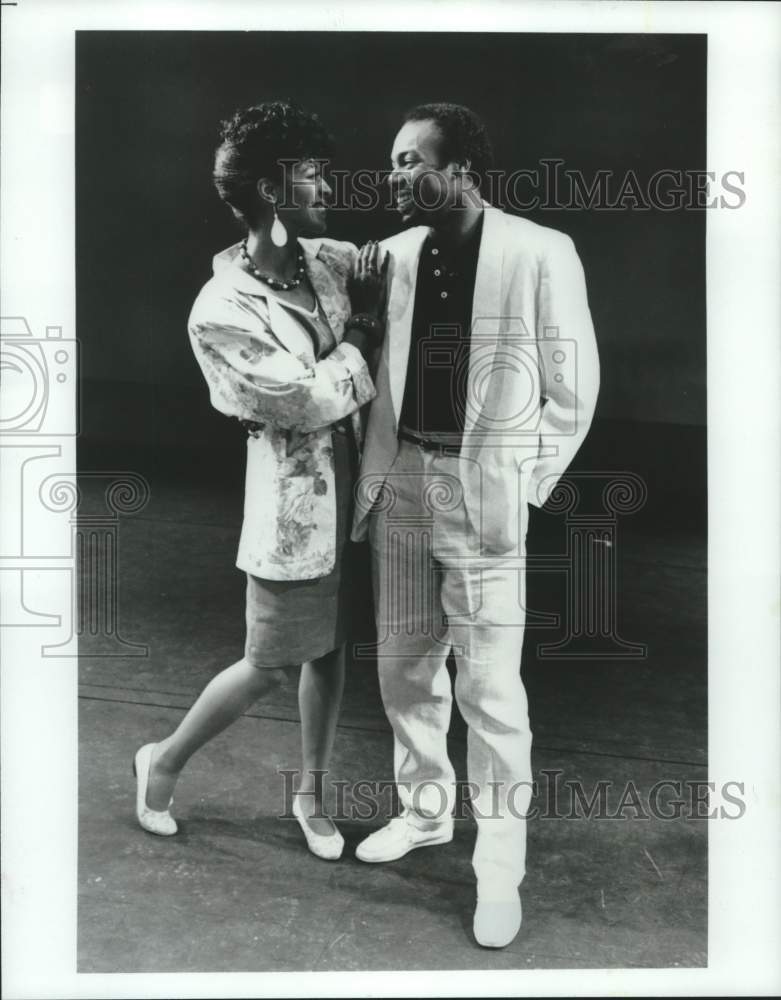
[
  {"xmin": 144, "ymin": 658, "xmax": 287, "ymax": 811},
  {"xmin": 296, "ymin": 644, "xmax": 346, "ymax": 835}
]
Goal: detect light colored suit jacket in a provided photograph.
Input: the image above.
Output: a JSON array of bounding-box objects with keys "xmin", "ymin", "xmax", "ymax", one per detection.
[
  {"xmin": 352, "ymin": 207, "xmax": 600, "ymax": 554},
  {"xmin": 189, "ymin": 237, "xmax": 375, "ymax": 580}
]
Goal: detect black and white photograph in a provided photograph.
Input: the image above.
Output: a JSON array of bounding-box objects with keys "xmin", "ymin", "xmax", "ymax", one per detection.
[{"xmin": 1, "ymin": 2, "xmax": 779, "ymax": 997}]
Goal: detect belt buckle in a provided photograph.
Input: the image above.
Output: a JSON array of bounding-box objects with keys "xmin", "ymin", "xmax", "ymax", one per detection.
[{"xmin": 399, "ymin": 429, "xmax": 450, "ymax": 454}]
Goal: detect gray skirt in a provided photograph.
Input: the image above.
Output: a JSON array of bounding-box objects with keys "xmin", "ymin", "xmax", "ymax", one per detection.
[{"xmin": 244, "ymin": 423, "xmax": 358, "ymax": 668}]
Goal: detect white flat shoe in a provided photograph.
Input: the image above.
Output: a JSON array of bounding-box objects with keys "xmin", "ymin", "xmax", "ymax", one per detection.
[
  {"xmin": 292, "ymin": 795, "xmax": 344, "ymax": 861},
  {"xmin": 133, "ymin": 743, "xmax": 178, "ymax": 836},
  {"xmin": 473, "ymin": 886, "xmax": 522, "ymax": 948}
]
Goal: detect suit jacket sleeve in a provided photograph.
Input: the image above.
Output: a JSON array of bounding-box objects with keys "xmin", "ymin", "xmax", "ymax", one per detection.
[
  {"xmin": 527, "ymin": 232, "xmax": 600, "ymax": 507},
  {"xmin": 188, "ymin": 293, "xmax": 376, "ymax": 433}
]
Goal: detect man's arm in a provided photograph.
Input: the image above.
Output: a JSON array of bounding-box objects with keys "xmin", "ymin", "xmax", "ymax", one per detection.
[{"xmin": 527, "ymin": 232, "xmax": 601, "ymax": 507}]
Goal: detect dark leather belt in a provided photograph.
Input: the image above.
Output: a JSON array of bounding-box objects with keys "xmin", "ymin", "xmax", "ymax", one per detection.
[{"xmin": 397, "ymin": 427, "xmax": 461, "ymax": 455}]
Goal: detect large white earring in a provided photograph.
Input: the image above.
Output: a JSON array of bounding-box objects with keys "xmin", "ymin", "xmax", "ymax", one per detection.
[{"xmin": 270, "ymin": 205, "xmax": 288, "ymax": 248}]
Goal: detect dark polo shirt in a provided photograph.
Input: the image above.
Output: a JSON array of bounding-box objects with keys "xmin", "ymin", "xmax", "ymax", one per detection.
[{"xmin": 399, "ymin": 212, "xmax": 484, "ymax": 442}]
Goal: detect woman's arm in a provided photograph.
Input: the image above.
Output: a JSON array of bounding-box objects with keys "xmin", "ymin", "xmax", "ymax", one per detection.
[{"xmin": 189, "ymin": 294, "xmax": 376, "ymax": 434}]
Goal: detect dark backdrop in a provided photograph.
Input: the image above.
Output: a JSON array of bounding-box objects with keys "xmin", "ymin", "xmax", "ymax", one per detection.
[{"xmin": 76, "ymin": 31, "xmax": 706, "ymax": 519}]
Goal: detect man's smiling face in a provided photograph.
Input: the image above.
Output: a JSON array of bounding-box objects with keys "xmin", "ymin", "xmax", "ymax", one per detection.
[{"xmin": 387, "ymin": 118, "xmax": 461, "ymax": 226}]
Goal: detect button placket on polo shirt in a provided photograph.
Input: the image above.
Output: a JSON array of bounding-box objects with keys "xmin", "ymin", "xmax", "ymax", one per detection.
[{"xmin": 431, "ymin": 245, "xmax": 453, "ymax": 300}]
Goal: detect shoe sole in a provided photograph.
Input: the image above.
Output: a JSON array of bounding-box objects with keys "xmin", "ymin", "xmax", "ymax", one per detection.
[{"xmin": 356, "ymin": 830, "xmax": 453, "ymax": 863}]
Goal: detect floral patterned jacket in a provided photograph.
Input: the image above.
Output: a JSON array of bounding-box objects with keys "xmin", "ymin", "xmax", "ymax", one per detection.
[{"xmin": 188, "ymin": 238, "xmax": 375, "ymax": 580}]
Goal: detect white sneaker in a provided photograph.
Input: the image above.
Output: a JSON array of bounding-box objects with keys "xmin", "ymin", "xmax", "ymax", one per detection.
[
  {"xmin": 355, "ymin": 811, "xmax": 453, "ymax": 863},
  {"xmin": 473, "ymin": 885, "xmax": 522, "ymax": 948}
]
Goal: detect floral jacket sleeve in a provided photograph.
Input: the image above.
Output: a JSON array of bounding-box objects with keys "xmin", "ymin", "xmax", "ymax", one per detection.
[
  {"xmin": 188, "ymin": 237, "xmax": 376, "ymax": 433},
  {"xmin": 189, "ymin": 292, "xmax": 375, "ymax": 433}
]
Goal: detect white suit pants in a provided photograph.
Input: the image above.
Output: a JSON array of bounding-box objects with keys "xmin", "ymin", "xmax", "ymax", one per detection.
[{"xmin": 368, "ymin": 441, "xmax": 533, "ymax": 886}]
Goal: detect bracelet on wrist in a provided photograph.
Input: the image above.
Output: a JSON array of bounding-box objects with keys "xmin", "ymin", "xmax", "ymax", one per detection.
[{"xmin": 347, "ymin": 312, "xmax": 382, "ymax": 341}]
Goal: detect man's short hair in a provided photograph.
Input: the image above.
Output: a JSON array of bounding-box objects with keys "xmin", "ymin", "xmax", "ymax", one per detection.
[{"xmin": 402, "ymin": 102, "xmax": 494, "ymax": 190}]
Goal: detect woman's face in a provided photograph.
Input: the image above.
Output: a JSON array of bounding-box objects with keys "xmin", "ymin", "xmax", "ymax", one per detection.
[{"xmin": 276, "ymin": 158, "xmax": 332, "ymax": 238}]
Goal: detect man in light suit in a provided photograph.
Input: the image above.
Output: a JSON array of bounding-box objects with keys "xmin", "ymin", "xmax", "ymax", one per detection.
[{"xmin": 351, "ymin": 104, "xmax": 600, "ymax": 947}]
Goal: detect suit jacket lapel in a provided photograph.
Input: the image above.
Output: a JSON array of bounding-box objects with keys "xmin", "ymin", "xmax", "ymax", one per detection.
[
  {"xmin": 387, "ymin": 229, "xmax": 427, "ymax": 427},
  {"xmin": 464, "ymin": 207, "xmax": 505, "ymax": 436}
]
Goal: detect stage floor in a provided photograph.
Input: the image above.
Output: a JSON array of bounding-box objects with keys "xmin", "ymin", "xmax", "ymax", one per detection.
[{"xmin": 77, "ymin": 460, "xmax": 707, "ymax": 972}]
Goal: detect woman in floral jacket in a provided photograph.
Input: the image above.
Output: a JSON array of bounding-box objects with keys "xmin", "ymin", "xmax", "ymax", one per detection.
[{"xmin": 133, "ymin": 102, "xmax": 385, "ymax": 861}]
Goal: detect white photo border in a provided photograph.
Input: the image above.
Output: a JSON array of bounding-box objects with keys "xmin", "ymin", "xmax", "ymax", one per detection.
[{"xmin": 1, "ymin": 1, "xmax": 779, "ymax": 997}]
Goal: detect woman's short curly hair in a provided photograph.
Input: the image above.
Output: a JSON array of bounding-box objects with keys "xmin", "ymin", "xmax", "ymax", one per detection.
[
  {"xmin": 402, "ymin": 102, "xmax": 494, "ymax": 191},
  {"xmin": 213, "ymin": 100, "xmax": 334, "ymax": 225}
]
